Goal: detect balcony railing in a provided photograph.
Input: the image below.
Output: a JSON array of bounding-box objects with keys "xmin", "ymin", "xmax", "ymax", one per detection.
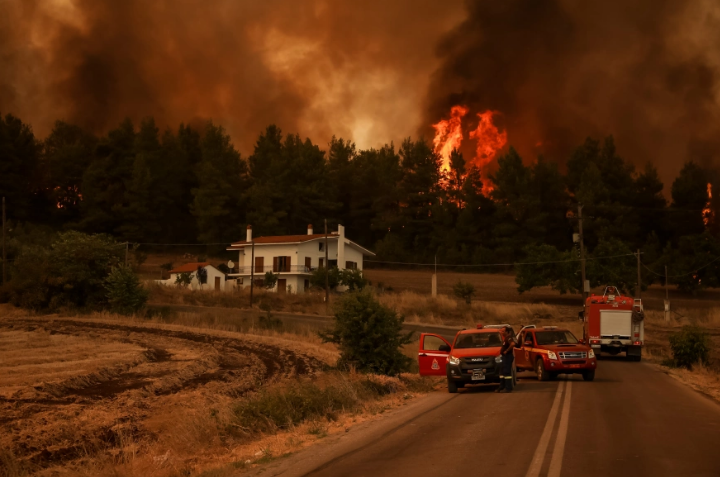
[{"xmin": 233, "ymin": 265, "xmax": 313, "ymax": 274}]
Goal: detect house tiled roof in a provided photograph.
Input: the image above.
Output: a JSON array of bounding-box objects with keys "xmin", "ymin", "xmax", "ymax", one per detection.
[
  {"xmin": 228, "ymin": 234, "xmax": 336, "ymax": 248},
  {"xmin": 169, "ymin": 262, "xmax": 209, "ymax": 274}
]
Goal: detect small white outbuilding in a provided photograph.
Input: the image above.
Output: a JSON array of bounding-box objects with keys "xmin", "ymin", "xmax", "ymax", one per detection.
[{"xmin": 161, "ymin": 262, "xmax": 227, "ymax": 291}]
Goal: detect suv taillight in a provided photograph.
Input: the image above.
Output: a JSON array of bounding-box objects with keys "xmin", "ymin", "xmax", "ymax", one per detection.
[{"xmin": 633, "ymin": 340, "xmax": 642, "ymax": 346}]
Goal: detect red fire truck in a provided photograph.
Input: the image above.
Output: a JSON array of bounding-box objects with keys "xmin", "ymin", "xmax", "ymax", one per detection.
[{"xmin": 581, "ymin": 286, "xmax": 644, "ymax": 361}]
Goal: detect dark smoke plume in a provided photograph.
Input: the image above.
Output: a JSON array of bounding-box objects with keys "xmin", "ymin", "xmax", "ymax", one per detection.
[
  {"xmin": 423, "ymin": 0, "xmax": 720, "ymax": 185},
  {"xmin": 0, "ymin": 0, "xmax": 462, "ymax": 152}
]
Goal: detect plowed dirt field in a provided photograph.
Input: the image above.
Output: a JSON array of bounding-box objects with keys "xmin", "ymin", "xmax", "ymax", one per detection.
[{"xmin": 0, "ymin": 316, "xmax": 327, "ymax": 475}]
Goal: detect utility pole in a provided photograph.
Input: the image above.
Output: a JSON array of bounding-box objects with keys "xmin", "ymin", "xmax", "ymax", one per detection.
[
  {"xmin": 636, "ymin": 249, "xmax": 641, "ymax": 299},
  {"xmin": 324, "ymin": 219, "xmax": 329, "ymax": 309},
  {"xmin": 578, "ymin": 204, "xmax": 587, "ymax": 301},
  {"xmin": 2, "ymin": 197, "xmax": 5, "ymax": 285},
  {"xmin": 250, "ymin": 239, "xmax": 255, "ymax": 307},
  {"xmin": 664, "ymin": 265, "xmax": 670, "ymax": 322}
]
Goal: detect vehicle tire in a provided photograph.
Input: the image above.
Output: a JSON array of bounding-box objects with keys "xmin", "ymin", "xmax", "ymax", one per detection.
[
  {"xmin": 536, "ymin": 358, "xmax": 549, "ymax": 381},
  {"xmin": 456, "ymin": 382, "xmax": 465, "ymax": 388},
  {"xmin": 549, "ymin": 372, "xmax": 559, "ymax": 380},
  {"xmin": 448, "ymin": 380, "xmax": 458, "ymax": 393},
  {"xmin": 582, "ymin": 370, "xmax": 595, "ymax": 381}
]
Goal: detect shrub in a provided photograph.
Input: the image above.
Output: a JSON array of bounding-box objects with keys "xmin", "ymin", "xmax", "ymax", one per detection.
[
  {"xmin": 197, "ymin": 266, "xmax": 208, "ymax": 288},
  {"xmin": 230, "ymin": 374, "xmax": 397, "ymax": 435},
  {"xmin": 320, "ymin": 290, "xmax": 412, "ymax": 375},
  {"xmin": 340, "ymin": 269, "xmax": 368, "ymax": 291},
  {"xmin": 453, "ymin": 281, "xmax": 476, "ymax": 304},
  {"xmin": 263, "ymin": 271, "xmax": 278, "ymax": 289},
  {"xmin": 175, "ymin": 272, "xmax": 193, "ymax": 288},
  {"xmin": 310, "ymin": 266, "xmax": 340, "ymax": 290},
  {"xmin": 669, "ymin": 326, "xmax": 711, "ymax": 369},
  {"xmin": 105, "ymin": 265, "xmax": 149, "ymax": 315},
  {"xmin": 5, "ymin": 231, "xmax": 123, "ymax": 310}
]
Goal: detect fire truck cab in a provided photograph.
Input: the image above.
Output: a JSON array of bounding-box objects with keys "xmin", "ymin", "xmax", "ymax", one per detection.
[{"xmin": 581, "ymin": 286, "xmax": 644, "ymax": 361}]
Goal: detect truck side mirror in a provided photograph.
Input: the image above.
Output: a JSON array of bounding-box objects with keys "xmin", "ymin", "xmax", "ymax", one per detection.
[
  {"xmin": 578, "ymin": 311, "xmax": 584, "ymax": 321},
  {"xmin": 439, "ymin": 344, "xmax": 451, "ymax": 352}
]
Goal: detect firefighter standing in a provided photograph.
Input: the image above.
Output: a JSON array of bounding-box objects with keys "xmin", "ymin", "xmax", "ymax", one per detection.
[{"xmin": 496, "ymin": 326, "xmax": 517, "ymax": 393}]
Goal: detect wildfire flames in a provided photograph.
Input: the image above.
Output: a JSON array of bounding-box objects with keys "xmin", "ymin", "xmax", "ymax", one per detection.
[
  {"xmin": 703, "ymin": 182, "xmax": 714, "ymax": 227},
  {"xmin": 432, "ymin": 105, "xmax": 469, "ymax": 172},
  {"xmin": 432, "ymin": 106, "xmax": 507, "ymax": 191}
]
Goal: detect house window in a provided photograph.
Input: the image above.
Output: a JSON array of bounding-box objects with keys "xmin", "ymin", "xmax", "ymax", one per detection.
[
  {"xmin": 273, "ymin": 256, "xmax": 291, "ymax": 272},
  {"xmin": 345, "ymin": 261, "xmax": 357, "ymax": 270},
  {"xmin": 304, "ymin": 257, "xmax": 312, "ymax": 272},
  {"xmin": 319, "ymin": 242, "xmax": 324, "ymax": 252}
]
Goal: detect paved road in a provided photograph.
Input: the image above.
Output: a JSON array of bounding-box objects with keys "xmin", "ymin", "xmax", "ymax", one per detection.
[{"xmin": 280, "ymin": 360, "xmax": 720, "ymax": 477}]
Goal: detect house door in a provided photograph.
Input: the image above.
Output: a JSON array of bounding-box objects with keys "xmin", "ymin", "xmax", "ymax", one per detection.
[
  {"xmin": 214, "ymin": 277, "xmax": 221, "ymax": 291},
  {"xmin": 305, "ymin": 257, "xmax": 312, "ymax": 272},
  {"xmin": 277, "ymin": 279, "xmax": 287, "ymax": 293},
  {"xmin": 254, "ymin": 257, "xmax": 264, "ymax": 273}
]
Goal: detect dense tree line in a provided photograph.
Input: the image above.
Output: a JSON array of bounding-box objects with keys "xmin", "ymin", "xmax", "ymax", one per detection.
[{"xmin": 1, "ymin": 113, "xmax": 719, "ymax": 292}]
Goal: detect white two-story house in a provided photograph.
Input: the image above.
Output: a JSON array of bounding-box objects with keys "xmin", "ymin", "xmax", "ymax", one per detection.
[{"xmin": 227, "ymin": 224, "xmax": 375, "ymax": 294}]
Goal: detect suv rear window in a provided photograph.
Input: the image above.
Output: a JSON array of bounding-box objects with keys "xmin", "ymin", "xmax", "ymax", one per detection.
[
  {"xmin": 535, "ymin": 331, "xmax": 578, "ymax": 345},
  {"xmin": 454, "ymin": 332, "xmax": 502, "ymax": 349}
]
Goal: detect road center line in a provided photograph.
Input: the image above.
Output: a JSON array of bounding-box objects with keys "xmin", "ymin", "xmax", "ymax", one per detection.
[
  {"xmin": 547, "ymin": 380, "xmax": 573, "ymax": 477},
  {"xmin": 525, "ymin": 380, "xmax": 565, "ymax": 477}
]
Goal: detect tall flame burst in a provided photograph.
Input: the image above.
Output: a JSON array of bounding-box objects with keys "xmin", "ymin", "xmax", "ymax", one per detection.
[
  {"xmin": 432, "ymin": 106, "xmax": 507, "ymax": 191},
  {"xmin": 703, "ymin": 183, "xmax": 714, "ymax": 227},
  {"xmin": 432, "ymin": 105, "xmax": 469, "ymax": 171},
  {"xmin": 469, "ymin": 111, "xmax": 508, "ymax": 171}
]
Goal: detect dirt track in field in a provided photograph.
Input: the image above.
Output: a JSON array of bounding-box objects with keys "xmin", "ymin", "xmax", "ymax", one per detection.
[{"xmin": 0, "ymin": 317, "xmax": 326, "ymax": 474}]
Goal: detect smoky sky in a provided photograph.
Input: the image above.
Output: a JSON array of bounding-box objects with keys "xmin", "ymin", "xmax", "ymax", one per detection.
[
  {"xmin": 0, "ymin": 0, "xmax": 463, "ymax": 152},
  {"xmin": 2, "ymin": 0, "xmax": 720, "ymax": 187},
  {"xmin": 423, "ymin": 0, "xmax": 720, "ymax": 186}
]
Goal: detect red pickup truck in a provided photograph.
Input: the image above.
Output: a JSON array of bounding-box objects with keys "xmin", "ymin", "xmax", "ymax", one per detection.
[
  {"xmin": 514, "ymin": 326, "xmax": 597, "ymax": 381},
  {"xmin": 418, "ymin": 325, "xmax": 517, "ymax": 393}
]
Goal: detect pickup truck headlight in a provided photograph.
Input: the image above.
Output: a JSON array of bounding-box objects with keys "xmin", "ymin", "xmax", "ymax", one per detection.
[
  {"xmin": 547, "ymin": 351, "xmax": 558, "ymax": 360},
  {"xmin": 495, "ymin": 355, "xmax": 503, "ymax": 363},
  {"xmin": 448, "ymin": 355, "xmax": 460, "ymax": 366},
  {"xmin": 588, "ymin": 349, "xmax": 595, "ymax": 359}
]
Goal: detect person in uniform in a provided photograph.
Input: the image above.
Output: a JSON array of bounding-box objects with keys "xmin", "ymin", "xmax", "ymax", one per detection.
[{"xmin": 496, "ymin": 325, "xmax": 517, "ymax": 393}]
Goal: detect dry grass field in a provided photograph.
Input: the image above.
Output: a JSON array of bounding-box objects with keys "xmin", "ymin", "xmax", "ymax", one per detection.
[{"xmin": 0, "ymin": 305, "xmax": 438, "ymax": 477}]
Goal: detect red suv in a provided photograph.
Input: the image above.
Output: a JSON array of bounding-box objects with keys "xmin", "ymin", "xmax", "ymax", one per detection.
[
  {"xmin": 418, "ymin": 325, "xmax": 517, "ymax": 393},
  {"xmin": 514, "ymin": 326, "xmax": 597, "ymax": 381}
]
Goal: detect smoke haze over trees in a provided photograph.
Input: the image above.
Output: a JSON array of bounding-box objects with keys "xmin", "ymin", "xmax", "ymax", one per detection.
[{"xmin": 2, "ymin": 112, "xmax": 720, "ymax": 293}]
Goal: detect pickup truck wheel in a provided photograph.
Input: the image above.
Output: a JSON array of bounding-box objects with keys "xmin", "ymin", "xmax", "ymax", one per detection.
[
  {"xmin": 536, "ymin": 358, "xmax": 549, "ymax": 381},
  {"xmin": 582, "ymin": 370, "xmax": 595, "ymax": 381},
  {"xmin": 456, "ymin": 382, "xmax": 465, "ymax": 388},
  {"xmin": 447, "ymin": 379, "xmax": 458, "ymax": 393}
]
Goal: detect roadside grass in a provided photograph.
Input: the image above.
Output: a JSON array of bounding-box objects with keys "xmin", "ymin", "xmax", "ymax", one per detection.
[
  {"xmin": 161, "ymin": 371, "xmax": 439, "ymax": 477},
  {"xmin": 147, "ymin": 282, "xmax": 331, "ymax": 315},
  {"xmin": 379, "ymin": 290, "xmax": 569, "ymax": 327}
]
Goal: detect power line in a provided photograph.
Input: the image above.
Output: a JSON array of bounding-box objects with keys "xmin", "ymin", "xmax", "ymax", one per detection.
[
  {"xmin": 365, "ymin": 252, "xmax": 638, "ymax": 268},
  {"xmin": 640, "ymin": 255, "xmax": 720, "ymax": 279}
]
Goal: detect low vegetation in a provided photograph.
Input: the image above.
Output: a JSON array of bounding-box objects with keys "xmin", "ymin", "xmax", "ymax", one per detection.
[
  {"xmin": 321, "ymin": 291, "xmax": 413, "ymax": 375},
  {"xmin": 668, "ymin": 326, "xmax": 712, "ymax": 369}
]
